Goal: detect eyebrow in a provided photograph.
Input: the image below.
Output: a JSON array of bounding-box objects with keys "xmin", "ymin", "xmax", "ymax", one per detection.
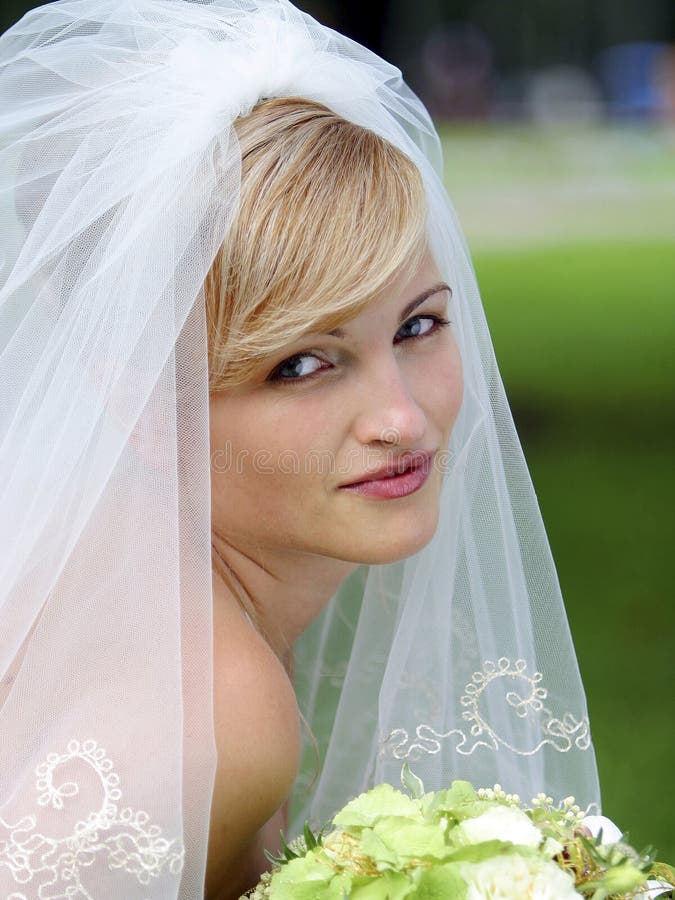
[{"xmin": 327, "ymin": 282, "xmax": 452, "ymax": 338}]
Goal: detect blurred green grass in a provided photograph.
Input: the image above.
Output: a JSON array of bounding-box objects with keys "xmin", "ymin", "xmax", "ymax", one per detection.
[
  {"xmin": 475, "ymin": 242, "xmax": 675, "ymax": 419},
  {"xmin": 474, "ymin": 242, "xmax": 675, "ymax": 856},
  {"xmin": 439, "ymin": 121, "xmax": 674, "ymax": 857}
]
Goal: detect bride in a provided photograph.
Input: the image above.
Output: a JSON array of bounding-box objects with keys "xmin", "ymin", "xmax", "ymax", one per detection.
[
  {"xmin": 0, "ymin": 1, "xmax": 599, "ymax": 898},
  {"xmin": 208, "ymin": 101, "xmax": 461, "ymax": 891}
]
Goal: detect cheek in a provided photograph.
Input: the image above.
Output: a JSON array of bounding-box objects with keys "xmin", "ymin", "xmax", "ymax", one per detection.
[
  {"xmin": 445, "ymin": 353, "xmax": 464, "ymax": 424},
  {"xmin": 210, "ymin": 395, "xmax": 310, "ymax": 464},
  {"xmin": 209, "ymin": 398, "xmax": 333, "ymax": 511},
  {"xmin": 423, "ymin": 340, "xmax": 464, "ymax": 437}
]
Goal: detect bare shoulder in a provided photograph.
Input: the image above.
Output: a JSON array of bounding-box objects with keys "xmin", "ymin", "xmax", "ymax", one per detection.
[{"xmin": 206, "ymin": 588, "xmax": 301, "ymax": 898}]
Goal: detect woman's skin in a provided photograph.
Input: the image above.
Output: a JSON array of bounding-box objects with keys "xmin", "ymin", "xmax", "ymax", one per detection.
[{"xmin": 205, "ymin": 251, "xmax": 463, "ymax": 898}]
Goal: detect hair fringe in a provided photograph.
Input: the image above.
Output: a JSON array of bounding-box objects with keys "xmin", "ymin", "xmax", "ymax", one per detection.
[{"xmin": 206, "ymin": 97, "xmax": 427, "ymax": 389}]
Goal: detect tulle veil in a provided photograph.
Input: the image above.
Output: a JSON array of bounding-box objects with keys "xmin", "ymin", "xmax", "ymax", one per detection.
[{"xmin": 0, "ymin": 1, "xmax": 599, "ymax": 897}]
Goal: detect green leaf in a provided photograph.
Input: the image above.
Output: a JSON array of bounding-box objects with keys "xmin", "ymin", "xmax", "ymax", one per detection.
[
  {"xmin": 437, "ymin": 782, "xmax": 478, "ymax": 807},
  {"xmin": 413, "ymin": 864, "xmax": 468, "ymax": 899},
  {"xmin": 281, "ymin": 832, "xmax": 301, "ymax": 860},
  {"xmin": 444, "ymin": 840, "xmax": 519, "ymax": 865},
  {"xmin": 303, "ymin": 821, "xmax": 320, "ymax": 852},
  {"xmin": 401, "ymin": 764, "xmax": 425, "ymax": 800},
  {"xmin": 270, "ymin": 850, "xmax": 336, "ymax": 898},
  {"xmin": 332, "ymin": 784, "xmax": 421, "ymax": 829},
  {"xmin": 350, "ymin": 871, "xmax": 414, "ymax": 899},
  {"xmin": 368, "ymin": 819, "xmax": 450, "ymax": 863},
  {"xmin": 359, "ymin": 828, "xmax": 401, "ymax": 868},
  {"xmin": 265, "ymin": 830, "xmax": 308, "ymax": 867},
  {"xmin": 583, "ymin": 861, "xmax": 649, "ymax": 895},
  {"xmin": 325, "ymin": 873, "xmax": 355, "ymax": 899},
  {"xmin": 422, "ymin": 782, "xmax": 482, "ymax": 823}
]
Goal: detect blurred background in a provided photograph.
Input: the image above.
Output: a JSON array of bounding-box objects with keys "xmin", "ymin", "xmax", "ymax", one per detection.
[{"xmin": 4, "ymin": 0, "xmax": 673, "ymax": 857}]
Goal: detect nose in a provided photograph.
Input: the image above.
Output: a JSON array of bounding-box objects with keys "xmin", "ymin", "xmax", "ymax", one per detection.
[{"xmin": 351, "ymin": 357, "xmax": 428, "ymax": 448}]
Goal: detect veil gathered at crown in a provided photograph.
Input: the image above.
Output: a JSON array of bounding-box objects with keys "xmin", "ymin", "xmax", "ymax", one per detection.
[{"xmin": 0, "ymin": 1, "xmax": 599, "ymax": 897}]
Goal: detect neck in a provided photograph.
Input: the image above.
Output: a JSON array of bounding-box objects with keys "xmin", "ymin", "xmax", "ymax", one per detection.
[{"xmin": 211, "ymin": 531, "xmax": 357, "ymax": 657}]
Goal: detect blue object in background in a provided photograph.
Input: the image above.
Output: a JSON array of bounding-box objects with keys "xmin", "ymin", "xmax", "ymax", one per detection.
[{"xmin": 597, "ymin": 41, "xmax": 667, "ymax": 118}]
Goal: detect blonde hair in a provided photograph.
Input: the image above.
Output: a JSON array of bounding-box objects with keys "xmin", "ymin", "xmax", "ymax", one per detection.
[{"xmin": 206, "ymin": 97, "xmax": 427, "ymax": 389}]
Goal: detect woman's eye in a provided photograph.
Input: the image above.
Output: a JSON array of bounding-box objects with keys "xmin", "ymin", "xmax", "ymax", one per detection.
[
  {"xmin": 268, "ymin": 353, "xmax": 327, "ymax": 382},
  {"xmin": 395, "ymin": 314, "xmax": 450, "ymax": 343}
]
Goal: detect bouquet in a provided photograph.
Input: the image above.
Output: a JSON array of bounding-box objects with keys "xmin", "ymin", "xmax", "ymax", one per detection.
[{"xmin": 243, "ymin": 767, "xmax": 673, "ymax": 899}]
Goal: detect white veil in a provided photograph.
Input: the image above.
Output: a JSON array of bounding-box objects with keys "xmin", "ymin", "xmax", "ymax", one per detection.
[{"xmin": 0, "ymin": 1, "xmax": 599, "ymax": 897}]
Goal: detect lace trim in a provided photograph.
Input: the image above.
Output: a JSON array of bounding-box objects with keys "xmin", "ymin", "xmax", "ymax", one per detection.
[
  {"xmin": 0, "ymin": 739, "xmax": 184, "ymax": 899},
  {"xmin": 381, "ymin": 658, "xmax": 591, "ymax": 760}
]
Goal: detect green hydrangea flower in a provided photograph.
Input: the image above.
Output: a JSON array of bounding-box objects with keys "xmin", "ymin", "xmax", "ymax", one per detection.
[{"xmin": 240, "ymin": 772, "xmax": 671, "ymax": 900}]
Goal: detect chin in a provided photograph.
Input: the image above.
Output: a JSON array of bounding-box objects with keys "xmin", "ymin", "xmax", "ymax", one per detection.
[{"xmin": 347, "ymin": 507, "xmax": 441, "ymax": 566}]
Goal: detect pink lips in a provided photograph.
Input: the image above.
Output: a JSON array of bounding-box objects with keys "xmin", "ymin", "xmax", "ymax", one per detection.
[{"xmin": 339, "ymin": 452, "xmax": 434, "ymax": 499}]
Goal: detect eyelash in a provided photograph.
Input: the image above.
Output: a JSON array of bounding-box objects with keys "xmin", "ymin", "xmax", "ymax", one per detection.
[{"xmin": 267, "ymin": 314, "xmax": 452, "ymax": 384}]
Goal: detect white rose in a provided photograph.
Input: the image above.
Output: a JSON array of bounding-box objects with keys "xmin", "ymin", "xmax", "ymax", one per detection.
[
  {"xmin": 457, "ymin": 806, "xmax": 543, "ymax": 849},
  {"xmin": 462, "ymin": 854, "xmax": 582, "ymax": 900}
]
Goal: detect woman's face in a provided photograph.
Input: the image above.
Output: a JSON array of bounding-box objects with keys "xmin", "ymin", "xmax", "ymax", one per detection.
[{"xmin": 209, "ymin": 251, "xmax": 463, "ymax": 566}]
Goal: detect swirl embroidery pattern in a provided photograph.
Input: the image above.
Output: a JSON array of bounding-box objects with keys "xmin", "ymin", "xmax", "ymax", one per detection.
[
  {"xmin": 0, "ymin": 739, "xmax": 183, "ymax": 899},
  {"xmin": 382, "ymin": 658, "xmax": 591, "ymax": 761}
]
